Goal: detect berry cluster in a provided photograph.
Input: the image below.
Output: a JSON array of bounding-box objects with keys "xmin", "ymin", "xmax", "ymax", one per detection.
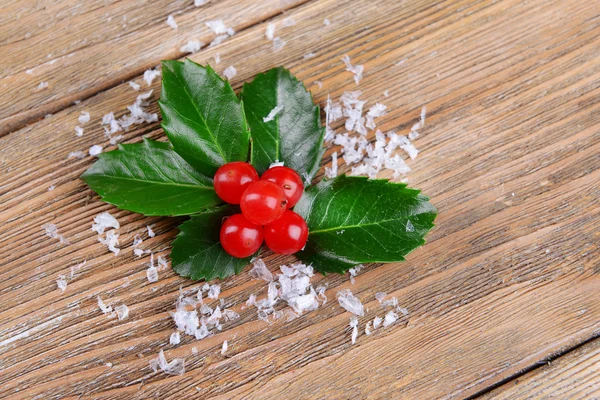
[{"xmin": 214, "ymin": 162, "xmax": 309, "ymax": 258}]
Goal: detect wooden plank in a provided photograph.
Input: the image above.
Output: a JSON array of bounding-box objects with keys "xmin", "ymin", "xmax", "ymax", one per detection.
[
  {"xmin": 0, "ymin": 0, "xmax": 310, "ymax": 136},
  {"xmin": 480, "ymin": 338, "xmax": 600, "ymax": 399},
  {"xmin": 1, "ymin": 0, "xmax": 600, "ymax": 398}
]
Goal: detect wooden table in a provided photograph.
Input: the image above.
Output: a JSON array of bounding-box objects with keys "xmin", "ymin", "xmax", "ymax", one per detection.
[{"xmin": 1, "ymin": 0, "xmax": 599, "ymax": 398}]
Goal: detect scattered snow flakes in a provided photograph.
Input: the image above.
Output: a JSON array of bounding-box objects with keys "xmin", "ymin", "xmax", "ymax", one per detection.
[
  {"xmin": 303, "ymin": 52, "xmax": 316, "ymax": 59},
  {"xmin": 115, "ymin": 304, "xmax": 129, "ymax": 321},
  {"xmin": 341, "ymin": 55, "xmax": 364, "ymax": 85},
  {"xmin": 336, "ymin": 289, "xmax": 364, "ymax": 316},
  {"xmin": 406, "ymin": 220, "xmax": 415, "ymax": 232},
  {"xmin": 221, "ymin": 340, "xmax": 228, "ymax": 355},
  {"xmin": 383, "ymin": 310, "xmax": 399, "ymax": 327},
  {"xmin": 98, "ymin": 296, "xmax": 113, "ymax": 314},
  {"xmin": 74, "ymin": 126, "xmax": 84, "ymax": 137},
  {"xmin": 89, "ymin": 145, "xmax": 103, "ymax": 156},
  {"xmin": 180, "ymin": 40, "xmax": 203, "ymax": 53},
  {"xmin": 324, "ymin": 151, "xmax": 338, "ymax": 179},
  {"xmin": 366, "ymin": 103, "xmax": 387, "ymax": 130},
  {"xmin": 36, "ymin": 81, "xmax": 49, "ymax": 90},
  {"xmin": 143, "ymin": 68, "xmax": 161, "ymax": 86},
  {"xmin": 147, "ymin": 225, "xmax": 155, "ymax": 238},
  {"xmin": 129, "ymin": 81, "xmax": 141, "ymax": 91},
  {"xmin": 249, "ymin": 258, "xmax": 273, "ymax": 282},
  {"xmin": 323, "ymin": 18, "xmax": 331, "ymax": 26},
  {"xmin": 99, "ymin": 230, "xmax": 120, "ymax": 255},
  {"xmin": 166, "ymin": 15, "xmax": 178, "ymax": 30},
  {"xmin": 194, "ymin": 0, "xmax": 209, "ymax": 5},
  {"xmin": 43, "ymin": 223, "xmax": 69, "ymax": 245},
  {"xmin": 133, "ymin": 234, "xmax": 145, "ymax": 257},
  {"xmin": 282, "ymin": 17, "xmax": 296, "ymax": 27},
  {"xmin": 170, "ymin": 331, "xmax": 181, "ymax": 345},
  {"xmin": 263, "ymin": 105, "xmax": 283, "ymax": 122},
  {"xmin": 92, "ymin": 212, "xmax": 120, "ymax": 234},
  {"xmin": 207, "ymin": 284, "xmax": 221, "ymax": 299},
  {"xmin": 150, "ymin": 350, "xmax": 185, "ymax": 376},
  {"xmin": 78, "ymin": 111, "xmax": 90, "ymax": 124},
  {"xmin": 273, "ymin": 37, "xmax": 286, "ymax": 52},
  {"xmin": 56, "ymin": 275, "xmax": 67, "ymax": 292},
  {"xmin": 214, "ymin": 53, "xmax": 221, "ymax": 64},
  {"xmin": 350, "ymin": 317, "xmax": 359, "ymax": 344},
  {"xmin": 206, "ymin": 20, "xmax": 235, "ymax": 36},
  {"xmin": 265, "ymin": 22, "xmax": 276, "ymax": 40},
  {"xmin": 223, "ymin": 65, "xmax": 237, "ymax": 80}
]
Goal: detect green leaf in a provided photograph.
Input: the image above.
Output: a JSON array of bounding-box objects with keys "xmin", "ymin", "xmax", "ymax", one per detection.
[
  {"xmin": 159, "ymin": 59, "xmax": 250, "ymax": 177},
  {"xmin": 294, "ymin": 175, "xmax": 437, "ymax": 274},
  {"xmin": 241, "ymin": 67, "xmax": 324, "ymax": 179},
  {"xmin": 171, "ymin": 206, "xmax": 251, "ymax": 280},
  {"xmin": 81, "ymin": 139, "xmax": 220, "ymax": 216}
]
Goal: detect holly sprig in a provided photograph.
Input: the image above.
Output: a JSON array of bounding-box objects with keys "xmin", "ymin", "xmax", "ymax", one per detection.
[{"xmin": 81, "ymin": 59, "xmax": 437, "ymax": 280}]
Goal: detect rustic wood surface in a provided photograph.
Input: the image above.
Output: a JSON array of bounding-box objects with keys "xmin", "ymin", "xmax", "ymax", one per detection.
[
  {"xmin": 1, "ymin": 0, "xmax": 599, "ymax": 399},
  {"xmin": 482, "ymin": 338, "xmax": 600, "ymax": 399}
]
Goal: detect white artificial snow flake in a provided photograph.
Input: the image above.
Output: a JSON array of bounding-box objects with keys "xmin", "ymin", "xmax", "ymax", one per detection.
[
  {"xmin": 97, "ymin": 296, "xmax": 113, "ymax": 314},
  {"xmin": 99, "ymin": 230, "xmax": 120, "ymax": 255},
  {"xmin": 397, "ymin": 307, "xmax": 409, "ymax": 316},
  {"xmin": 324, "ymin": 151, "xmax": 338, "ymax": 179},
  {"xmin": 166, "ymin": 15, "xmax": 178, "ymax": 29},
  {"xmin": 37, "ymin": 81, "xmax": 49, "ymax": 90},
  {"xmin": 170, "ymin": 331, "xmax": 181, "ymax": 345},
  {"xmin": 282, "ymin": 17, "xmax": 296, "ymax": 27},
  {"xmin": 89, "ymin": 145, "xmax": 103, "ymax": 156},
  {"xmin": 92, "ymin": 212, "xmax": 120, "ymax": 234},
  {"xmin": 147, "ymin": 266, "xmax": 159, "ymax": 283},
  {"xmin": 223, "ymin": 66, "xmax": 237, "ymax": 80},
  {"xmin": 396, "ymin": 59, "xmax": 407, "ymax": 66},
  {"xmin": 303, "ymin": 52, "xmax": 316, "ymax": 59},
  {"xmin": 78, "ymin": 111, "xmax": 90, "ymax": 124},
  {"xmin": 383, "ymin": 311, "xmax": 399, "ymax": 327},
  {"xmin": 221, "ymin": 340, "xmax": 228, "ymax": 355},
  {"xmin": 180, "ymin": 40, "xmax": 203, "ymax": 53},
  {"xmin": 207, "ymin": 284, "xmax": 221, "ymax": 299},
  {"xmin": 150, "ymin": 350, "xmax": 185, "ymax": 376},
  {"xmin": 313, "ymin": 80, "xmax": 323, "ymax": 89},
  {"xmin": 223, "ymin": 308, "xmax": 240, "ymax": 322},
  {"xmin": 210, "ymin": 34, "xmax": 229, "ymax": 47},
  {"xmin": 341, "ymin": 55, "xmax": 364, "ymax": 85},
  {"xmin": 194, "ymin": 0, "xmax": 209, "ymax": 5},
  {"xmin": 315, "ymin": 285, "xmax": 327, "ymax": 304},
  {"xmin": 375, "ymin": 292, "xmax": 387, "ymax": 304},
  {"xmin": 365, "ymin": 321, "xmax": 372, "ymax": 335},
  {"xmin": 56, "ymin": 276, "xmax": 67, "ymax": 292},
  {"xmin": 265, "ymin": 22, "xmax": 275, "ymax": 40},
  {"xmin": 43, "ymin": 223, "xmax": 69, "ymax": 244},
  {"xmin": 143, "ymin": 68, "xmax": 161, "ymax": 86},
  {"xmin": 350, "ymin": 317, "xmax": 359, "ymax": 344},
  {"xmin": 74, "ymin": 126, "xmax": 84, "ymax": 137},
  {"xmin": 406, "ymin": 220, "xmax": 414, "ymax": 232},
  {"xmin": 192, "ymin": 347, "xmax": 198, "ymax": 354},
  {"xmin": 157, "ymin": 255, "xmax": 168, "ymax": 270},
  {"xmin": 263, "ymin": 105, "xmax": 283, "ymax": 122},
  {"xmin": 420, "ymin": 106, "xmax": 427, "ymax": 126},
  {"xmin": 48, "ymin": 185, "xmax": 55, "ymax": 191},
  {"xmin": 373, "ymin": 316, "xmax": 383, "ymax": 329},
  {"xmin": 273, "ymin": 37, "xmax": 286, "ymax": 52},
  {"xmin": 336, "ymin": 289, "xmax": 364, "ymax": 316},
  {"xmin": 249, "ymin": 258, "xmax": 273, "ymax": 282},
  {"xmin": 147, "ymin": 225, "xmax": 155, "ymax": 238},
  {"xmin": 206, "ymin": 20, "xmax": 234, "ymax": 35},
  {"xmin": 214, "ymin": 53, "xmax": 221, "ymax": 64},
  {"xmin": 115, "ymin": 304, "xmax": 129, "ymax": 321},
  {"xmin": 383, "ymin": 90, "xmax": 389, "ymax": 97},
  {"xmin": 129, "ymin": 81, "xmax": 141, "ymax": 91},
  {"xmin": 323, "ymin": 18, "xmax": 331, "ymax": 26}
]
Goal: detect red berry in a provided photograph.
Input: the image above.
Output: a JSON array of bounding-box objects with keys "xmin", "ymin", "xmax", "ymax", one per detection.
[
  {"xmin": 264, "ymin": 210, "xmax": 309, "ymax": 255},
  {"xmin": 261, "ymin": 166, "xmax": 304, "ymax": 208},
  {"xmin": 213, "ymin": 162, "xmax": 259, "ymax": 204},
  {"xmin": 240, "ymin": 180, "xmax": 287, "ymax": 225},
  {"xmin": 220, "ymin": 214, "xmax": 263, "ymax": 258}
]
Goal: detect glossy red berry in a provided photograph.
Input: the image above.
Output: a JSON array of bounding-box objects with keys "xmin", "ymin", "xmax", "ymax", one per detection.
[
  {"xmin": 220, "ymin": 214, "xmax": 263, "ymax": 258},
  {"xmin": 213, "ymin": 162, "xmax": 259, "ymax": 204},
  {"xmin": 240, "ymin": 180, "xmax": 287, "ymax": 225},
  {"xmin": 260, "ymin": 166, "xmax": 304, "ymax": 208},
  {"xmin": 264, "ymin": 210, "xmax": 309, "ymax": 255}
]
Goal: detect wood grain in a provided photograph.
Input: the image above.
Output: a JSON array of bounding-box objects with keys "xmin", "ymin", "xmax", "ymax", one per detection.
[
  {"xmin": 0, "ymin": 0, "xmax": 310, "ymax": 136},
  {"xmin": 1, "ymin": 0, "xmax": 600, "ymax": 398},
  {"xmin": 481, "ymin": 338, "xmax": 600, "ymax": 399}
]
